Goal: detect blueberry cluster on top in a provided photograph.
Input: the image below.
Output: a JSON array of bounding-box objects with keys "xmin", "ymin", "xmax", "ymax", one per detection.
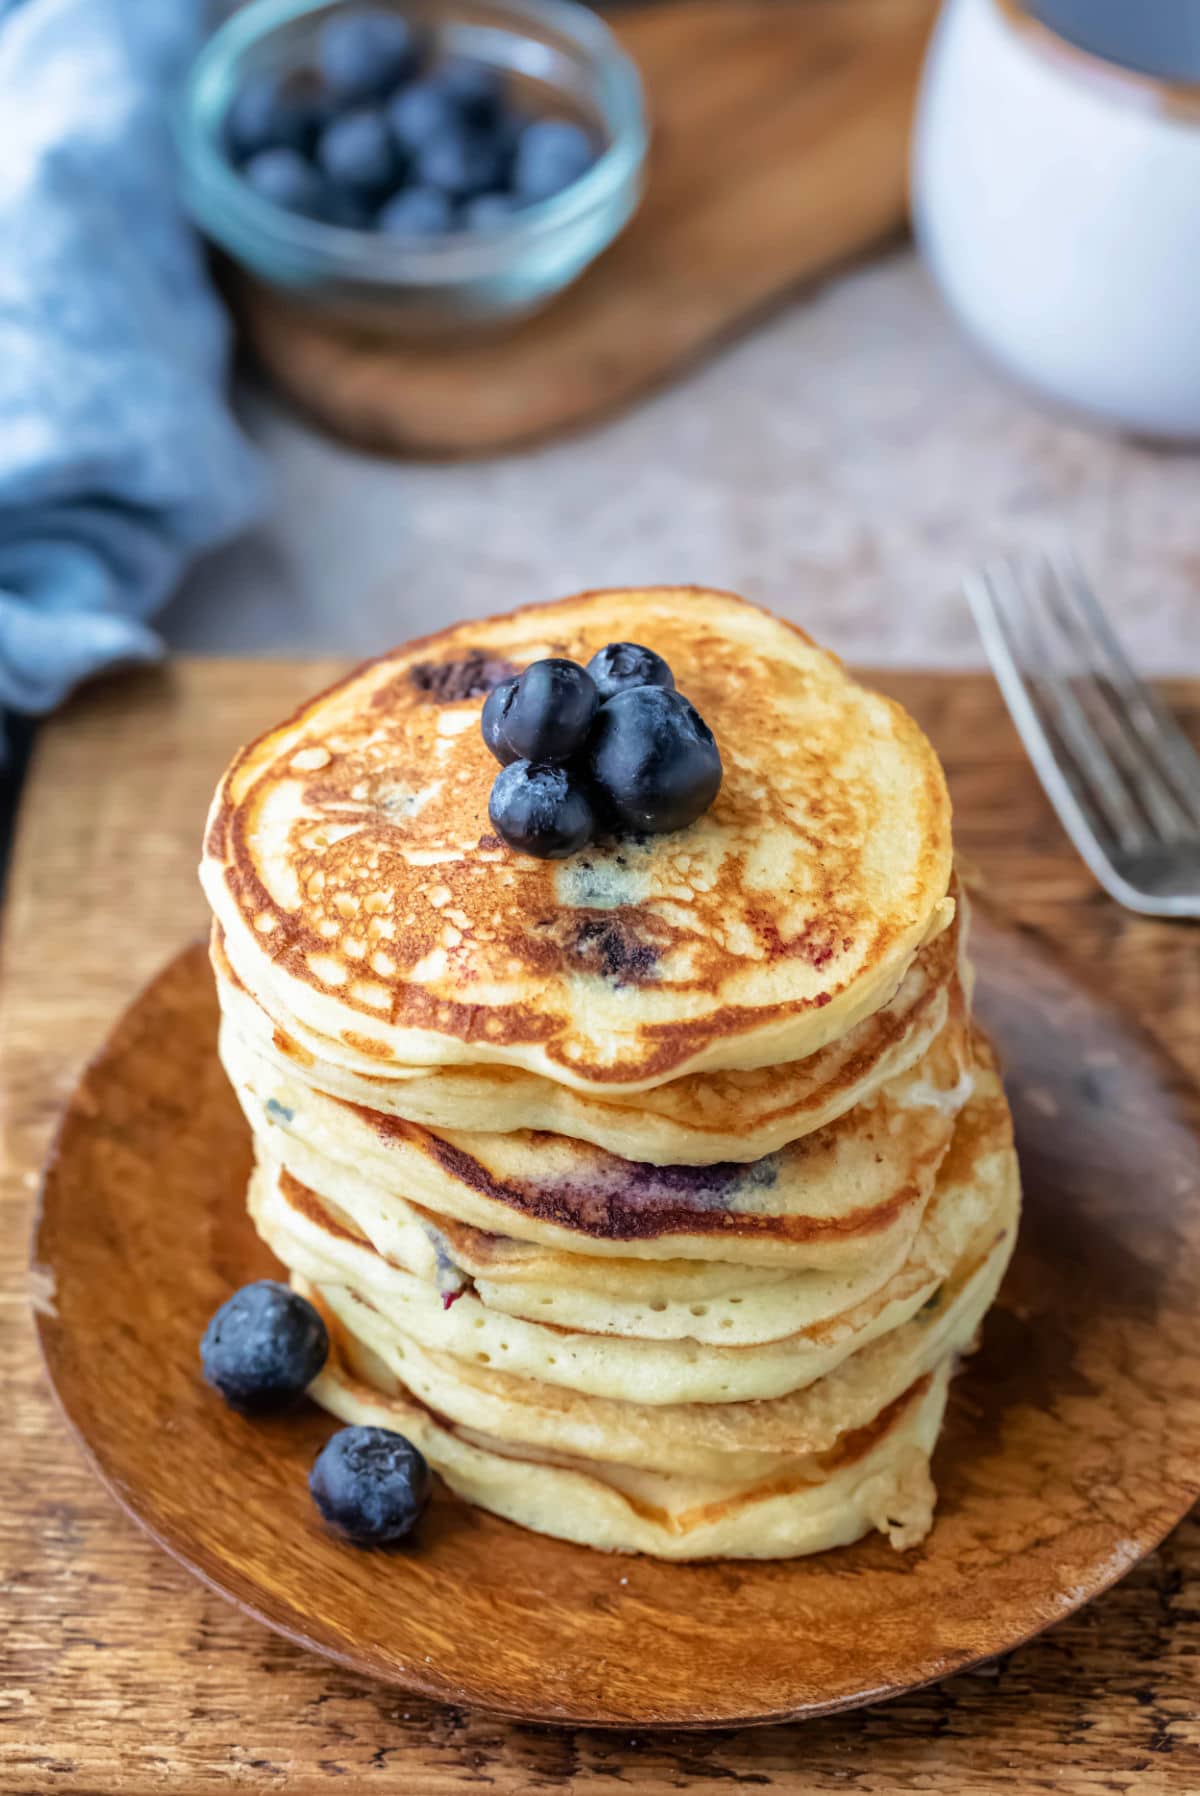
[
  {"xmin": 482, "ymin": 642, "xmax": 723, "ymax": 859},
  {"xmin": 225, "ymin": 6, "xmax": 597, "ymax": 236},
  {"xmin": 201, "ymin": 1279, "xmax": 431, "ymax": 1547}
]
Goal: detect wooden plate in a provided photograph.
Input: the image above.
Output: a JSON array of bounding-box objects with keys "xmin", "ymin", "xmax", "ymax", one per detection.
[{"xmin": 32, "ymin": 909, "xmax": 1200, "ymax": 1728}]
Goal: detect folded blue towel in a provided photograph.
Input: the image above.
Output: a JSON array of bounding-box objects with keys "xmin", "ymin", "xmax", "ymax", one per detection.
[{"xmin": 0, "ymin": 0, "xmax": 262, "ymax": 715}]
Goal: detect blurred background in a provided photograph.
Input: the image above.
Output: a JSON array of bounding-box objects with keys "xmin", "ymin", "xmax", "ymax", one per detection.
[{"xmin": 5, "ymin": 0, "xmax": 1200, "ymax": 770}]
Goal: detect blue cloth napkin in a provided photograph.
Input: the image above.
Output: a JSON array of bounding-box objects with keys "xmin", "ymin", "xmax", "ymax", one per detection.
[{"xmin": 0, "ymin": 0, "xmax": 262, "ymax": 716}]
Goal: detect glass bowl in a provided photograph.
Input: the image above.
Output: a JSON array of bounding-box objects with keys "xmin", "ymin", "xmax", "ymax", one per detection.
[{"xmin": 177, "ymin": 0, "xmax": 647, "ymax": 335}]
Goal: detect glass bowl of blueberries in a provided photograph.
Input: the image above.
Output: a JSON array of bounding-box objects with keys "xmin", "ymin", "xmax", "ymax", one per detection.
[{"xmin": 178, "ymin": 0, "xmax": 647, "ymax": 332}]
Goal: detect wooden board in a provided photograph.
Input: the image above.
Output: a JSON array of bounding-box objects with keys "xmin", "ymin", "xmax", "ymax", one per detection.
[
  {"xmin": 4, "ymin": 661, "xmax": 1200, "ymax": 1787},
  {"xmin": 233, "ymin": 0, "xmax": 936, "ymax": 458}
]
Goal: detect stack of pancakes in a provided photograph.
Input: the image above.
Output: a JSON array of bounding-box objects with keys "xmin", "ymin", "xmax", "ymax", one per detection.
[{"xmin": 201, "ymin": 588, "xmax": 1019, "ymax": 1560}]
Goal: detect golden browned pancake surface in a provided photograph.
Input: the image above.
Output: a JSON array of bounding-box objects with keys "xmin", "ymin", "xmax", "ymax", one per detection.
[{"xmin": 202, "ymin": 589, "xmax": 953, "ymax": 1092}]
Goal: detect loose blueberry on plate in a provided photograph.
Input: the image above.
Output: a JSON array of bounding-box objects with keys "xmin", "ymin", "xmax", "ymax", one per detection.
[
  {"xmin": 376, "ymin": 185, "xmax": 455, "ymax": 235},
  {"xmin": 502, "ymin": 658, "xmax": 598, "ymax": 762},
  {"xmin": 512, "ymin": 117, "xmax": 595, "ymax": 202},
  {"xmin": 316, "ymin": 106, "xmax": 400, "ymax": 196},
  {"xmin": 225, "ymin": 70, "xmax": 322, "ymax": 161},
  {"xmin": 318, "ymin": 8, "xmax": 424, "ymax": 103},
  {"xmin": 589, "ymin": 685, "xmax": 722, "ymax": 834},
  {"xmin": 489, "ymin": 760, "xmax": 595, "ymax": 858},
  {"xmin": 310, "ymin": 1424, "xmax": 432, "ymax": 1546},
  {"xmin": 242, "ymin": 147, "xmax": 333, "ymax": 220},
  {"xmin": 586, "ymin": 641, "xmax": 675, "ymax": 702},
  {"xmin": 201, "ymin": 1280, "xmax": 328, "ymax": 1415},
  {"xmin": 415, "ymin": 124, "xmax": 511, "ymax": 200},
  {"xmin": 481, "ymin": 677, "xmax": 520, "ymax": 764}
]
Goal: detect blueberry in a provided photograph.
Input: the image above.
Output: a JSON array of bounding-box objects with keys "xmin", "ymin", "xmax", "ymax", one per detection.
[
  {"xmin": 481, "ymin": 676, "xmax": 520, "ymax": 764},
  {"xmin": 586, "ymin": 642, "xmax": 675, "ymax": 703},
  {"xmin": 463, "ymin": 191, "xmax": 519, "ymax": 229},
  {"xmin": 589, "ymin": 686, "xmax": 722, "ymax": 834},
  {"xmin": 376, "ymin": 185, "xmax": 454, "ymax": 235},
  {"xmin": 387, "ymin": 74, "xmax": 461, "ymax": 152},
  {"xmin": 318, "ymin": 9, "xmax": 424, "ymax": 103},
  {"xmin": 502, "ymin": 658, "xmax": 597, "ymax": 763},
  {"xmin": 242, "ymin": 147, "xmax": 332, "ymax": 220},
  {"xmin": 316, "ymin": 106, "xmax": 399, "ymax": 194},
  {"xmin": 415, "ymin": 124, "xmax": 511, "ymax": 199},
  {"xmin": 488, "ymin": 761, "xmax": 595, "ymax": 858},
  {"xmin": 512, "ymin": 117, "xmax": 595, "ymax": 202},
  {"xmin": 201, "ymin": 1280, "xmax": 328, "ymax": 1414},
  {"xmin": 438, "ymin": 58, "xmax": 504, "ymax": 127},
  {"xmin": 225, "ymin": 71, "xmax": 322, "ymax": 161},
  {"xmin": 309, "ymin": 1424, "xmax": 431, "ymax": 1546}
]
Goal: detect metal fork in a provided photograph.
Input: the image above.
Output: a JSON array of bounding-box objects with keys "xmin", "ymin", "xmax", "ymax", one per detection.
[{"xmin": 965, "ymin": 552, "xmax": 1200, "ymax": 918}]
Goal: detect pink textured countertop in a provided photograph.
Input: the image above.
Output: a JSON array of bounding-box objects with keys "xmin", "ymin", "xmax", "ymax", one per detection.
[{"xmin": 164, "ymin": 251, "xmax": 1200, "ymax": 670}]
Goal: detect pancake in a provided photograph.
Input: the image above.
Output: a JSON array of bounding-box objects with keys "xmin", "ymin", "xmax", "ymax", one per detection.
[
  {"xmin": 212, "ymin": 891, "xmax": 967, "ymax": 1165},
  {"xmin": 256, "ymin": 1148, "xmax": 927, "ymax": 1348},
  {"xmin": 306, "ymin": 1295, "xmax": 951, "ymax": 1559},
  {"xmin": 200, "ymin": 589, "xmax": 1017, "ymax": 1561},
  {"xmin": 201, "ymin": 588, "xmax": 953, "ymax": 1094},
  {"xmin": 303, "ymin": 1174, "xmax": 1016, "ymax": 1480},
  {"xmin": 221, "ymin": 1003, "xmax": 973, "ymax": 1276},
  {"xmin": 250, "ymin": 1054, "xmax": 1014, "ymax": 1406}
]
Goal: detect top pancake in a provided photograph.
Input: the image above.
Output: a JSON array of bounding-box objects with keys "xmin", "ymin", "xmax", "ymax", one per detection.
[{"xmin": 202, "ymin": 588, "xmax": 953, "ymax": 1092}]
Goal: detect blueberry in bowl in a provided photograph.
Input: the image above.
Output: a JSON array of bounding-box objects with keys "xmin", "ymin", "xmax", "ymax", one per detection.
[
  {"xmin": 512, "ymin": 115, "xmax": 594, "ymax": 201},
  {"xmin": 242, "ymin": 145, "xmax": 336, "ymax": 219},
  {"xmin": 377, "ymin": 183, "xmax": 455, "ymax": 235},
  {"xmin": 318, "ymin": 6, "xmax": 424, "ymax": 101},
  {"xmin": 315, "ymin": 105, "xmax": 402, "ymax": 197},
  {"xmin": 177, "ymin": 0, "xmax": 648, "ymax": 334},
  {"xmin": 225, "ymin": 68, "xmax": 327, "ymax": 160},
  {"xmin": 413, "ymin": 122, "xmax": 513, "ymax": 201},
  {"xmin": 387, "ymin": 71, "xmax": 467, "ymax": 153}
]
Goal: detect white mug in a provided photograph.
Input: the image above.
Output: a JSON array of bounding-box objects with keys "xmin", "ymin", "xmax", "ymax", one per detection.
[{"xmin": 912, "ymin": 0, "xmax": 1200, "ymax": 439}]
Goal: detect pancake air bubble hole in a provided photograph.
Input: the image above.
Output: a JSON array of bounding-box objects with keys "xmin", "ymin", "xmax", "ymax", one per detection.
[
  {"xmin": 689, "ymin": 1305, "xmax": 708, "ymax": 1317},
  {"xmin": 649, "ymin": 1301, "xmax": 667, "ymax": 1313}
]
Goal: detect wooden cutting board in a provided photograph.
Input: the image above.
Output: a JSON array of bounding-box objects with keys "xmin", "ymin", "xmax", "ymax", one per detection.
[
  {"xmin": 231, "ymin": 0, "xmax": 937, "ymax": 458},
  {"xmin": 4, "ymin": 659, "xmax": 1200, "ymax": 1789}
]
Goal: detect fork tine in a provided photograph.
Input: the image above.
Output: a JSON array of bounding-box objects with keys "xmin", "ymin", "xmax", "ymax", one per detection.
[
  {"xmin": 1033, "ymin": 555, "xmax": 1197, "ymax": 845},
  {"xmin": 991, "ymin": 558, "xmax": 1153, "ymax": 856},
  {"xmin": 1051, "ymin": 552, "xmax": 1200, "ymax": 832},
  {"xmin": 965, "ymin": 563, "xmax": 1131, "ymax": 879}
]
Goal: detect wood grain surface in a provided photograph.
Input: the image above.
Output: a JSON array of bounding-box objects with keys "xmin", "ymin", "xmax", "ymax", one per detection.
[
  {"xmin": 233, "ymin": 0, "xmax": 935, "ymax": 458},
  {"xmin": 5, "ymin": 660, "xmax": 1200, "ymax": 1789},
  {"xmin": 29, "ymin": 908, "xmax": 1200, "ymax": 1728}
]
